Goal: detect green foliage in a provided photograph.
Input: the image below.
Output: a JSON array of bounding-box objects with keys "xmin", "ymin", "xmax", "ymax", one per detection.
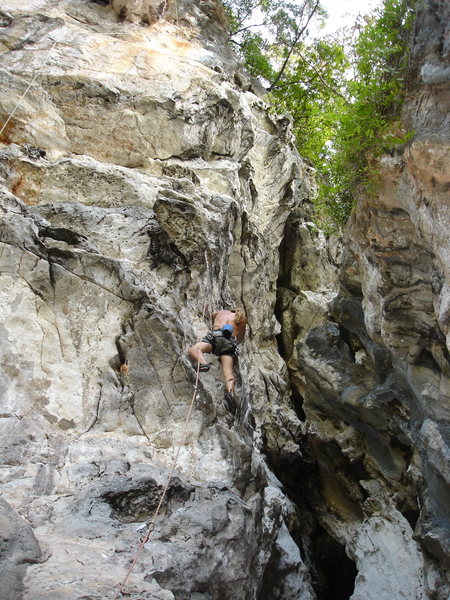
[
  {"xmin": 240, "ymin": 32, "xmax": 275, "ymax": 81},
  {"xmin": 316, "ymin": 0, "xmax": 417, "ymax": 231},
  {"xmin": 267, "ymin": 38, "xmax": 349, "ymax": 169},
  {"xmin": 223, "ymin": 0, "xmax": 326, "ymax": 83},
  {"xmin": 223, "ymin": 0, "xmax": 418, "ymax": 233}
]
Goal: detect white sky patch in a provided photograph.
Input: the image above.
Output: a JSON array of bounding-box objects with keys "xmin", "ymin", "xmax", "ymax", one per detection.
[
  {"xmin": 244, "ymin": 1, "xmax": 384, "ymax": 42},
  {"xmin": 318, "ymin": 0, "xmax": 382, "ymax": 35}
]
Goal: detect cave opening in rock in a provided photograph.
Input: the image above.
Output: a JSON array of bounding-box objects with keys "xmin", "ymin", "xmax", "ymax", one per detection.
[
  {"xmin": 265, "ymin": 434, "xmax": 361, "ymax": 600},
  {"xmin": 310, "ymin": 524, "xmax": 357, "ymax": 600},
  {"xmin": 291, "ymin": 387, "xmax": 306, "ymax": 421}
]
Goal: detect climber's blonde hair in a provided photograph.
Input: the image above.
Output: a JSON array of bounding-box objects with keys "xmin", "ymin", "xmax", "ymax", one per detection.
[{"xmin": 233, "ymin": 307, "xmax": 246, "ymax": 324}]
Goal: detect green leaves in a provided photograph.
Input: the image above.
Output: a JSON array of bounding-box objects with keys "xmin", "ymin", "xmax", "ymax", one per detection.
[
  {"xmin": 316, "ymin": 0, "xmax": 417, "ymax": 231},
  {"xmin": 223, "ymin": 0, "xmax": 417, "ymax": 233}
]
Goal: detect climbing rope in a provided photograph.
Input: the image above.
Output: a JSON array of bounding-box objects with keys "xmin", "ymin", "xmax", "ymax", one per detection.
[
  {"xmin": 113, "ymin": 297, "xmax": 210, "ymax": 599},
  {"xmin": 113, "ymin": 367, "xmax": 201, "ymax": 598},
  {"xmin": 0, "ymin": 9, "xmax": 187, "ymax": 140},
  {"xmin": 0, "ymin": 31, "xmax": 148, "ymax": 138},
  {"xmin": 0, "ymin": 24, "xmax": 213, "ymax": 598},
  {"xmin": 0, "ymin": 40, "xmax": 58, "ymax": 138},
  {"xmin": 0, "ymin": 28, "xmax": 146, "ymax": 138}
]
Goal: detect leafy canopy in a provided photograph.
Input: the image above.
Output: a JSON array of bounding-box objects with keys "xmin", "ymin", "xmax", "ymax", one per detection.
[
  {"xmin": 317, "ymin": 0, "xmax": 417, "ymax": 230},
  {"xmin": 222, "ymin": 0, "xmax": 417, "ymax": 232},
  {"xmin": 224, "ymin": 0, "xmax": 326, "ymax": 85}
]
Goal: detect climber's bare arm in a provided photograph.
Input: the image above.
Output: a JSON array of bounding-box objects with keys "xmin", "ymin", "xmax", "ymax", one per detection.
[{"xmin": 235, "ymin": 320, "xmax": 247, "ymax": 342}]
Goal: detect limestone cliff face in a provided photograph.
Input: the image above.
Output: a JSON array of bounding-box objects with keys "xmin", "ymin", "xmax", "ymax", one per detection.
[
  {"xmin": 278, "ymin": 1, "xmax": 450, "ymax": 598},
  {"xmin": 0, "ymin": 1, "xmax": 449, "ymax": 599},
  {"xmin": 0, "ymin": 1, "xmax": 314, "ymax": 599}
]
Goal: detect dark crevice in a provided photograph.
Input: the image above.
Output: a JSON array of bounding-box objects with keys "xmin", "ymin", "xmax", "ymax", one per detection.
[
  {"xmin": 348, "ymin": 456, "xmax": 371, "ymax": 483},
  {"xmin": 264, "ymin": 433, "xmax": 361, "ymax": 599},
  {"xmin": 389, "ymin": 435, "xmax": 413, "ymax": 463},
  {"xmin": 402, "ymin": 508, "xmax": 420, "ymax": 530},
  {"xmin": 40, "ymin": 225, "xmax": 95, "ymax": 250},
  {"xmin": 291, "ymin": 387, "xmax": 306, "ymax": 421},
  {"xmin": 338, "ymin": 324, "xmax": 356, "ymax": 362},
  {"xmin": 258, "ymin": 545, "xmax": 282, "ymax": 600},
  {"xmin": 274, "ymin": 289, "xmax": 288, "ymax": 360},
  {"xmin": 273, "ymin": 208, "xmax": 359, "ymax": 598},
  {"xmin": 275, "ymin": 327, "xmax": 286, "ymax": 359},
  {"xmin": 311, "ymin": 525, "xmax": 357, "ymax": 600},
  {"xmin": 413, "ymin": 347, "xmax": 442, "ymax": 372},
  {"xmin": 118, "ymin": 7, "xmax": 127, "ymax": 22},
  {"xmin": 277, "ymin": 214, "xmax": 299, "ymax": 291},
  {"xmin": 443, "ymin": 343, "xmax": 450, "ymax": 366}
]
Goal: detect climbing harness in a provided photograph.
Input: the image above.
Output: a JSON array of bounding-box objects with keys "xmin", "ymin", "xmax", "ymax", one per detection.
[
  {"xmin": 113, "ymin": 297, "xmax": 212, "ymax": 599},
  {"xmin": 203, "ymin": 328, "xmax": 238, "ymax": 356}
]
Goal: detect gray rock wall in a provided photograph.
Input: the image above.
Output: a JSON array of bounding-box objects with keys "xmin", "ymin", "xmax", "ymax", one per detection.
[
  {"xmin": 277, "ymin": 0, "xmax": 450, "ymax": 598},
  {"xmin": 1, "ymin": 0, "xmax": 449, "ymax": 599},
  {"xmin": 0, "ymin": 1, "xmax": 317, "ymax": 599}
]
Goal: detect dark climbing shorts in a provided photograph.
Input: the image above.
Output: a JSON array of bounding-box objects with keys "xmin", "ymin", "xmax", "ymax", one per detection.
[{"xmin": 202, "ymin": 330, "xmax": 238, "ymax": 357}]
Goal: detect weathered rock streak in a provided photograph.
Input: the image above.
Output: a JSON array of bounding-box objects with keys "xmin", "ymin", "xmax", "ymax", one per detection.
[
  {"xmin": 0, "ymin": 0, "xmax": 449, "ymax": 599},
  {"xmin": 0, "ymin": 1, "xmax": 314, "ymax": 598}
]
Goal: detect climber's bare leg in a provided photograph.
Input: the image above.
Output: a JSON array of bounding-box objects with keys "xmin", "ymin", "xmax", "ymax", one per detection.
[
  {"xmin": 219, "ymin": 355, "xmax": 235, "ymax": 393},
  {"xmin": 188, "ymin": 341, "xmax": 212, "ymax": 366}
]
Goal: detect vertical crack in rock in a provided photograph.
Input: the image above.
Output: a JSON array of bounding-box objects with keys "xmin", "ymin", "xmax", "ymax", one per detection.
[
  {"xmin": 0, "ymin": 0, "xmax": 449, "ymax": 598},
  {"xmin": 272, "ymin": 1, "xmax": 450, "ymax": 599}
]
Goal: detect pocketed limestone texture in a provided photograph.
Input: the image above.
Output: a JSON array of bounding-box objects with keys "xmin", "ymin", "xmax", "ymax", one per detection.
[
  {"xmin": 1, "ymin": 0, "xmax": 449, "ymax": 599},
  {"xmin": 0, "ymin": 1, "xmax": 314, "ymax": 598},
  {"xmin": 277, "ymin": 1, "xmax": 450, "ymax": 598}
]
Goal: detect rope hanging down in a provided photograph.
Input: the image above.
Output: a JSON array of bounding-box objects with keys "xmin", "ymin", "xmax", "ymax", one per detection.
[
  {"xmin": 0, "ymin": 26, "xmax": 211, "ymax": 597},
  {"xmin": 0, "ymin": 40, "xmax": 58, "ymax": 138},
  {"xmin": 0, "ymin": 20, "xmax": 186, "ymax": 139},
  {"xmin": 113, "ymin": 297, "xmax": 211, "ymax": 599},
  {"xmin": 0, "ymin": 31, "xmax": 134, "ymax": 138},
  {"xmin": 0, "ymin": 30, "xmax": 143, "ymax": 138}
]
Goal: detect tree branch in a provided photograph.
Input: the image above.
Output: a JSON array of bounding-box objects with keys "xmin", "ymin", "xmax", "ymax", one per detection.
[
  {"xmin": 268, "ymin": 0, "xmax": 321, "ymax": 91},
  {"xmin": 230, "ymin": 0, "xmax": 261, "ymax": 34},
  {"xmin": 295, "ymin": 51, "xmax": 349, "ymax": 102},
  {"xmin": 270, "ymin": 72, "xmax": 320, "ymax": 90},
  {"xmin": 230, "ymin": 22, "xmax": 267, "ymax": 37}
]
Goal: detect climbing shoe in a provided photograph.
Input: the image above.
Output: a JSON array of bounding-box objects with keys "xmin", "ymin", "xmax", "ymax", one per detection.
[
  {"xmin": 197, "ymin": 363, "xmax": 211, "ymax": 372},
  {"xmin": 224, "ymin": 391, "xmax": 237, "ymax": 415}
]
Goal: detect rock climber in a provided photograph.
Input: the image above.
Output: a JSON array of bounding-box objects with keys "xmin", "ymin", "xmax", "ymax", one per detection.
[{"xmin": 188, "ymin": 308, "xmax": 247, "ymax": 414}]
